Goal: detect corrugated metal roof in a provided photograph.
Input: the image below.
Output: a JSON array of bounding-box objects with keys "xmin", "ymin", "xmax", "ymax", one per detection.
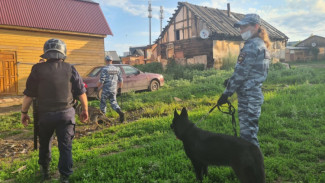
[
  {"xmin": 105, "ymin": 51, "xmax": 120, "ymax": 61},
  {"xmin": 286, "ymin": 46, "xmax": 309, "ymax": 50},
  {"xmin": 157, "ymin": 2, "xmax": 287, "ymax": 42},
  {"xmin": 131, "ymin": 49, "xmax": 144, "ymax": 56},
  {"xmin": 0, "ymin": 0, "xmax": 112, "ymax": 36},
  {"xmin": 296, "ymin": 35, "xmax": 325, "ymax": 47},
  {"xmin": 181, "ymin": 2, "xmax": 288, "ymax": 40}
]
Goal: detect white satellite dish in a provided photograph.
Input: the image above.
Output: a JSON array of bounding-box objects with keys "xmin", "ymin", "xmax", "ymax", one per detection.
[{"xmin": 200, "ymin": 29, "xmax": 209, "ymax": 39}]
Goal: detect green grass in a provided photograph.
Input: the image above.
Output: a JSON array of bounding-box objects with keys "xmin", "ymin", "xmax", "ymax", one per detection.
[
  {"xmin": 0, "ymin": 113, "xmax": 25, "ymax": 131},
  {"xmin": 1, "ymin": 60, "xmax": 325, "ymax": 182}
]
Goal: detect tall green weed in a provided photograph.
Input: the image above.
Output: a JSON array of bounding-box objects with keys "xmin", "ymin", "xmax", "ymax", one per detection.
[
  {"xmin": 133, "ymin": 62, "xmax": 163, "ymax": 74},
  {"xmin": 220, "ymin": 53, "xmax": 237, "ymax": 70}
]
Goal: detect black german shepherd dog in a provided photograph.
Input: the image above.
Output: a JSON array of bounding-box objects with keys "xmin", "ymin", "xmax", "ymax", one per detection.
[{"xmin": 171, "ymin": 108, "xmax": 265, "ymax": 183}]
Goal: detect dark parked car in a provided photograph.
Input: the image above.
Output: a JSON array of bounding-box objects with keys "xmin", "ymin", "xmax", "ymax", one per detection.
[{"xmin": 83, "ymin": 64, "xmax": 164, "ymax": 99}]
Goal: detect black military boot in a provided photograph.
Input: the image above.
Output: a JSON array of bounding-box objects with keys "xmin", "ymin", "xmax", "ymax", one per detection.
[
  {"xmin": 116, "ymin": 109, "xmax": 125, "ymax": 123},
  {"xmin": 60, "ymin": 174, "xmax": 69, "ymax": 183},
  {"xmin": 40, "ymin": 165, "xmax": 50, "ymax": 181}
]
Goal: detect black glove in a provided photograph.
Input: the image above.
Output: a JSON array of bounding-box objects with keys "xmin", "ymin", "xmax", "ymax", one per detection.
[
  {"xmin": 217, "ymin": 94, "xmax": 228, "ymax": 106},
  {"xmin": 223, "ymin": 78, "xmax": 230, "ymax": 88}
]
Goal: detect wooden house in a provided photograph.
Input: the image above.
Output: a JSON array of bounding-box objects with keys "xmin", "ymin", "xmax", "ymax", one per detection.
[
  {"xmin": 155, "ymin": 2, "xmax": 288, "ymax": 69},
  {"xmin": 145, "ymin": 44, "xmax": 158, "ymax": 63},
  {"xmin": 285, "ymin": 47, "xmax": 310, "ymax": 62},
  {"xmin": 285, "ymin": 35, "xmax": 325, "ymax": 62},
  {"xmin": 0, "ymin": 0, "xmax": 112, "ymax": 96},
  {"xmin": 105, "ymin": 51, "xmax": 121, "ymax": 64},
  {"xmin": 296, "ymin": 35, "xmax": 325, "ymax": 48},
  {"xmin": 121, "ymin": 46, "xmax": 146, "ymax": 65}
]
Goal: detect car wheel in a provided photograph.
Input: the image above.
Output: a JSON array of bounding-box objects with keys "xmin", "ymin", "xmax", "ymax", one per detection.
[
  {"xmin": 97, "ymin": 88, "xmax": 103, "ymax": 100},
  {"xmin": 149, "ymin": 80, "xmax": 159, "ymax": 91}
]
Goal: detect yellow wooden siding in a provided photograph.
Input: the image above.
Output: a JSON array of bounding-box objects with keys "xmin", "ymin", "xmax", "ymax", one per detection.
[{"xmin": 0, "ymin": 28, "xmax": 105, "ymax": 95}]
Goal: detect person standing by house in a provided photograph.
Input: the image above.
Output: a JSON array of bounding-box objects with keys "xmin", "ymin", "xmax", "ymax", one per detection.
[
  {"xmin": 217, "ymin": 14, "xmax": 271, "ymax": 147},
  {"xmin": 97, "ymin": 55, "xmax": 125, "ymax": 122},
  {"xmin": 21, "ymin": 38, "xmax": 89, "ymax": 183}
]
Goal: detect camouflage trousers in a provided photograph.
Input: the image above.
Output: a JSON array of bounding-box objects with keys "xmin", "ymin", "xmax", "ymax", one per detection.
[
  {"xmin": 100, "ymin": 87, "xmax": 121, "ymax": 114},
  {"xmin": 237, "ymin": 87, "xmax": 264, "ymax": 147}
]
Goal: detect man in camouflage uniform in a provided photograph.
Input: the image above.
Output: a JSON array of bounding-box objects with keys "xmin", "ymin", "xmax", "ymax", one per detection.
[
  {"xmin": 218, "ymin": 14, "xmax": 270, "ymax": 147},
  {"xmin": 97, "ymin": 56, "xmax": 124, "ymax": 122}
]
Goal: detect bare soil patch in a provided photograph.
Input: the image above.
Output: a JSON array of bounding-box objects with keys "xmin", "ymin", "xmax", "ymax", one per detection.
[{"xmin": 0, "ymin": 108, "xmax": 144, "ymax": 162}]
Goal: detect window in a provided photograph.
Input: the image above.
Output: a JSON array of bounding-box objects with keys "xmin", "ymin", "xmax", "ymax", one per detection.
[
  {"xmin": 176, "ymin": 30, "xmax": 180, "ymax": 40},
  {"xmin": 87, "ymin": 67, "xmax": 102, "ymax": 77},
  {"xmin": 122, "ymin": 65, "xmax": 139, "ymax": 75}
]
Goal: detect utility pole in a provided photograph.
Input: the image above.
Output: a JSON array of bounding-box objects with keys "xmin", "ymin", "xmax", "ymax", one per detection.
[
  {"xmin": 160, "ymin": 6, "xmax": 164, "ymax": 34},
  {"xmin": 148, "ymin": 0, "xmax": 152, "ymax": 45}
]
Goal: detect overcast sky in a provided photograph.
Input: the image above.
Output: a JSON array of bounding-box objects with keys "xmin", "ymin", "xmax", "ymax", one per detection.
[{"xmin": 95, "ymin": 0, "xmax": 325, "ymax": 55}]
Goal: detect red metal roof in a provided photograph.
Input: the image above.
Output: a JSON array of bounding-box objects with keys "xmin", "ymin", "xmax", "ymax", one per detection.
[{"xmin": 0, "ymin": 0, "xmax": 113, "ymax": 36}]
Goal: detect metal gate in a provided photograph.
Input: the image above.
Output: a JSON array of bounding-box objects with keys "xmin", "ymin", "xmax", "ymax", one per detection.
[{"xmin": 0, "ymin": 51, "xmax": 18, "ymax": 96}]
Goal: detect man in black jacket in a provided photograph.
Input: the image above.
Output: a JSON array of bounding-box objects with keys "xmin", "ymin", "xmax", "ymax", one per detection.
[{"xmin": 21, "ymin": 39, "xmax": 88, "ymax": 183}]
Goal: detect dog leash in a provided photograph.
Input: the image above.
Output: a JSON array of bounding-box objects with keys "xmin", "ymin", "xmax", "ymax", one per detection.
[
  {"xmin": 218, "ymin": 101, "xmax": 237, "ymax": 137},
  {"xmin": 196, "ymin": 101, "xmax": 237, "ymax": 137}
]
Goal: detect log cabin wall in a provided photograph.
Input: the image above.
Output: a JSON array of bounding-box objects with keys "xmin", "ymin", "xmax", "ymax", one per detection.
[
  {"xmin": 155, "ymin": 2, "xmax": 288, "ymax": 69},
  {"xmin": 0, "ymin": 27, "xmax": 105, "ymax": 95}
]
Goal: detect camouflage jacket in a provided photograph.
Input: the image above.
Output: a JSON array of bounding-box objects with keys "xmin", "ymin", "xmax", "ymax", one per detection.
[
  {"xmin": 99, "ymin": 65, "xmax": 123, "ymax": 89},
  {"xmin": 224, "ymin": 37, "xmax": 270, "ymax": 96}
]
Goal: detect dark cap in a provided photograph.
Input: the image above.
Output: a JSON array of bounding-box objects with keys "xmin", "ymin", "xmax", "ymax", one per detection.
[
  {"xmin": 234, "ymin": 14, "xmax": 261, "ymax": 28},
  {"xmin": 105, "ymin": 55, "xmax": 113, "ymax": 62},
  {"xmin": 105, "ymin": 55, "xmax": 112, "ymax": 61}
]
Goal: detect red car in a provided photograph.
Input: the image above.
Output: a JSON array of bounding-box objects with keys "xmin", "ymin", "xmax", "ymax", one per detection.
[{"xmin": 82, "ymin": 64, "xmax": 164, "ymax": 99}]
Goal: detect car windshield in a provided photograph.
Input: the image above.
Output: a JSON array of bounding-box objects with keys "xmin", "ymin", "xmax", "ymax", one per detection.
[
  {"xmin": 87, "ymin": 67, "xmax": 102, "ymax": 77},
  {"xmin": 122, "ymin": 65, "xmax": 139, "ymax": 75}
]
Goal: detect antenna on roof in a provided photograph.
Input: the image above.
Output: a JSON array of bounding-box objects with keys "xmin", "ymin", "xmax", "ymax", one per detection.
[{"xmin": 148, "ymin": 0, "xmax": 152, "ymax": 45}]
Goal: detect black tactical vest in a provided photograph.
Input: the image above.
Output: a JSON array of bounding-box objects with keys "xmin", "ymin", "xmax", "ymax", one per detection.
[{"xmin": 35, "ymin": 60, "xmax": 74, "ymax": 112}]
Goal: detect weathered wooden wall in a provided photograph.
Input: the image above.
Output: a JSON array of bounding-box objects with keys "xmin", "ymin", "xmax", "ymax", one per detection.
[
  {"xmin": 121, "ymin": 56, "xmax": 145, "ymax": 65},
  {"xmin": 213, "ymin": 40, "xmax": 242, "ymax": 69},
  {"xmin": 213, "ymin": 40, "xmax": 286, "ymax": 68},
  {"xmin": 175, "ymin": 38, "xmax": 213, "ymax": 67},
  {"xmin": 285, "ymin": 49, "xmax": 309, "ymax": 62},
  {"xmin": 159, "ymin": 38, "xmax": 213, "ymax": 67},
  {"xmin": 269, "ymin": 41, "xmax": 286, "ymax": 62},
  {"xmin": 285, "ymin": 47, "xmax": 325, "ymax": 62},
  {"xmin": 155, "ymin": 3, "xmax": 287, "ymax": 69},
  {"xmin": 0, "ymin": 27, "xmax": 105, "ymax": 94}
]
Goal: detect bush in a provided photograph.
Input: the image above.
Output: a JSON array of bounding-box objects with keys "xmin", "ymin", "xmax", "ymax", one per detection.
[
  {"xmin": 134, "ymin": 62, "xmax": 163, "ymax": 74},
  {"xmin": 269, "ymin": 62, "xmax": 287, "ymax": 71},
  {"xmin": 165, "ymin": 60, "xmax": 205, "ymax": 81},
  {"xmin": 133, "ymin": 60, "xmax": 206, "ymax": 81}
]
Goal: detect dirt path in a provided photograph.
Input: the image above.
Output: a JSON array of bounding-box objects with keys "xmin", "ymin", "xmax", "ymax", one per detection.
[
  {"xmin": 0, "ymin": 108, "xmax": 144, "ymax": 162},
  {"xmin": 0, "ymin": 105, "xmax": 21, "ymax": 115}
]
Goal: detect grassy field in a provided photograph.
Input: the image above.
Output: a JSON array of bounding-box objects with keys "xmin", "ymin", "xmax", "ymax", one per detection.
[{"xmin": 1, "ymin": 60, "xmax": 325, "ymax": 182}]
